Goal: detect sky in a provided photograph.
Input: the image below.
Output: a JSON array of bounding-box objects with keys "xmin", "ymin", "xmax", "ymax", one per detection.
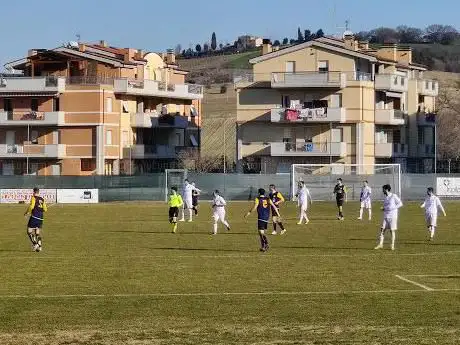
[{"xmin": 1, "ymin": 0, "xmax": 459, "ymax": 70}]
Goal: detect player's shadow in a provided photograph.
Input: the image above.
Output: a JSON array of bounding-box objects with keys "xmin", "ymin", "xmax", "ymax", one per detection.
[
  {"xmin": 277, "ymin": 245, "xmax": 371, "ymax": 251},
  {"xmin": 148, "ymin": 247, "xmax": 251, "ymax": 253},
  {"xmin": 106, "ymin": 230, "xmax": 250, "ymax": 235}
]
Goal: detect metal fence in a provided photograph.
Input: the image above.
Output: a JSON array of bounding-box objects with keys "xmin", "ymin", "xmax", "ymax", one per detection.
[{"xmin": 0, "ymin": 173, "xmax": 452, "ymax": 202}]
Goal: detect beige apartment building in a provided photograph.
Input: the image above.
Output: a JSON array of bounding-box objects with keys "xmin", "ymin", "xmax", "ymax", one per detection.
[
  {"xmin": 235, "ymin": 34, "xmax": 438, "ymax": 173},
  {"xmin": 0, "ymin": 41, "xmax": 203, "ymax": 176}
]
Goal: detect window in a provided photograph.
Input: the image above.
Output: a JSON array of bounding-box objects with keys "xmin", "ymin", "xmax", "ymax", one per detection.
[
  {"xmin": 393, "ymin": 130, "xmax": 401, "ymax": 144},
  {"xmin": 418, "ymin": 128, "xmax": 425, "ymax": 145},
  {"xmin": 122, "ymin": 131, "xmax": 129, "ymax": 148},
  {"xmin": 81, "ymin": 159, "xmax": 96, "ymax": 172},
  {"xmin": 285, "ymin": 61, "xmax": 296, "ymax": 73},
  {"xmin": 106, "ymin": 130, "xmax": 113, "ymax": 145},
  {"xmin": 53, "ymin": 97, "xmax": 60, "ymax": 112},
  {"xmin": 31, "ymin": 99, "xmax": 38, "ymax": 112},
  {"xmin": 281, "ymin": 95, "xmax": 290, "ymax": 108},
  {"xmin": 3, "ymin": 98, "xmax": 12, "ymax": 112},
  {"xmin": 30, "ymin": 130, "xmax": 39, "ymax": 144},
  {"xmin": 106, "ymin": 97, "xmax": 113, "ymax": 113},
  {"xmin": 318, "ymin": 61, "xmax": 329, "ymax": 72},
  {"xmin": 122, "ymin": 101, "xmax": 129, "ymax": 113}
]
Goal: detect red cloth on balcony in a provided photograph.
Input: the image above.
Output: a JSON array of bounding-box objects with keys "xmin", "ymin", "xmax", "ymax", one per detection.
[{"xmin": 285, "ymin": 109, "xmax": 299, "ymax": 121}]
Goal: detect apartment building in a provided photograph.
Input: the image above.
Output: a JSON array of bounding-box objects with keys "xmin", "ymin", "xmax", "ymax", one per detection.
[
  {"xmin": 235, "ymin": 33, "xmax": 438, "ymax": 174},
  {"xmin": 0, "ymin": 41, "xmax": 203, "ymax": 176}
]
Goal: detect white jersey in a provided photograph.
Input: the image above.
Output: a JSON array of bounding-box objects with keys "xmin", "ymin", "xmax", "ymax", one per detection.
[
  {"xmin": 360, "ymin": 186, "xmax": 372, "ymax": 202},
  {"xmin": 383, "ymin": 192, "xmax": 403, "ymax": 219},
  {"xmin": 421, "ymin": 195, "xmax": 444, "ymax": 216},
  {"xmin": 212, "ymin": 195, "xmax": 227, "ymax": 208},
  {"xmin": 183, "ymin": 183, "xmax": 200, "ymax": 200},
  {"xmin": 297, "ymin": 186, "xmax": 310, "ymax": 205}
]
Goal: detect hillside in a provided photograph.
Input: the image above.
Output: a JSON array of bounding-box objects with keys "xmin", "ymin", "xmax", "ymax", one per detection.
[{"xmin": 177, "ymin": 51, "xmax": 259, "ymax": 85}]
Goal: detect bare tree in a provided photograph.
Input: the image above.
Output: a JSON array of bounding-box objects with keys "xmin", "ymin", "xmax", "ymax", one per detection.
[{"xmin": 435, "ymin": 82, "xmax": 460, "ymax": 158}]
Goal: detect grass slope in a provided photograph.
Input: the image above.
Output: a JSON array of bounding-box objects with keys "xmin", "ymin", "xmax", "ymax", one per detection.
[{"xmin": 0, "ymin": 201, "xmax": 459, "ymax": 344}]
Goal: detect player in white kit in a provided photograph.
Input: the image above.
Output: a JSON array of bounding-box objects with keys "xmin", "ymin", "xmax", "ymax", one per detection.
[
  {"xmin": 179, "ymin": 179, "xmax": 201, "ymax": 222},
  {"xmin": 420, "ymin": 187, "xmax": 446, "ymax": 241},
  {"xmin": 358, "ymin": 180, "xmax": 372, "ymax": 221},
  {"xmin": 296, "ymin": 181, "xmax": 312, "ymax": 225},
  {"xmin": 211, "ymin": 190, "xmax": 230, "ymax": 235},
  {"xmin": 375, "ymin": 184, "xmax": 403, "ymax": 251}
]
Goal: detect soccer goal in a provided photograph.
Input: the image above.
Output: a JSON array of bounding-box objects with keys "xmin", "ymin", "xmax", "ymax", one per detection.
[
  {"xmin": 164, "ymin": 169, "xmax": 188, "ymax": 201},
  {"xmin": 290, "ymin": 164, "xmax": 401, "ymax": 201}
]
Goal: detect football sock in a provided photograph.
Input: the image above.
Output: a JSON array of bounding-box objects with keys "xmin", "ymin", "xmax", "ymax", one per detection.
[
  {"xmin": 359, "ymin": 208, "xmax": 363, "ymax": 219},
  {"xmin": 278, "ymin": 222, "xmax": 285, "ymax": 231},
  {"xmin": 391, "ymin": 230, "xmax": 396, "ymax": 248},
  {"xmin": 378, "ymin": 230, "xmax": 385, "ymax": 247},
  {"xmin": 213, "ymin": 223, "xmax": 218, "ymax": 234},
  {"xmin": 430, "ymin": 227, "xmax": 435, "ymax": 238},
  {"xmin": 223, "ymin": 220, "xmax": 230, "ymax": 229},
  {"xmin": 188, "ymin": 209, "xmax": 193, "ymax": 221},
  {"xmin": 368, "ymin": 209, "xmax": 372, "ymax": 220},
  {"xmin": 171, "ymin": 223, "xmax": 177, "ymax": 233},
  {"xmin": 36, "ymin": 235, "xmax": 42, "ymax": 247},
  {"xmin": 27, "ymin": 232, "xmax": 36, "ymax": 245},
  {"xmin": 259, "ymin": 233, "xmax": 265, "ymax": 248},
  {"xmin": 273, "ymin": 223, "xmax": 277, "ymax": 231}
]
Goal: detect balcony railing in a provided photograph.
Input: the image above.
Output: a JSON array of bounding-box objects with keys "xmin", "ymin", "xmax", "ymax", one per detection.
[
  {"xmin": 375, "ymin": 109, "xmax": 405, "ymax": 125},
  {"xmin": 271, "ymin": 71, "xmax": 347, "ymax": 88},
  {"xmin": 271, "ymin": 106, "xmax": 346, "ymax": 123},
  {"xmin": 0, "ymin": 111, "xmax": 65, "ymax": 126},
  {"xmin": 375, "ymin": 74, "xmax": 408, "ymax": 92},
  {"xmin": 0, "ymin": 76, "xmax": 66, "ymax": 93},
  {"xmin": 114, "ymin": 79, "xmax": 203, "ymax": 99},
  {"xmin": 270, "ymin": 141, "xmax": 347, "ymax": 157},
  {"xmin": 417, "ymin": 79, "xmax": 439, "ymax": 96},
  {"xmin": 129, "ymin": 144, "xmax": 178, "ymax": 159},
  {"xmin": 417, "ymin": 110, "xmax": 436, "ymax": 126},
  {"xmin": 375, "ymin": 142, "xmax": 408, "ymax": 157},
  {"xmin": 0, "ymin": 144, "xmax": 66, "ymax": 157},
  {"xmin": 66, "ymin": 76, "xmax": 114, "ymax": 85}
]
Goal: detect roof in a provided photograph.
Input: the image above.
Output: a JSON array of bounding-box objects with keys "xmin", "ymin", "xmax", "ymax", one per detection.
[{"xmin": 249, "ymin": 39, "xmax": 378, "ymax": 64}]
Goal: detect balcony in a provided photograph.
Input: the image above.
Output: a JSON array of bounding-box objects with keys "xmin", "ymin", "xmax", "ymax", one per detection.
[
  {"xmin": 0, "ymin": 76, "xmax": 66, "ymax": 93},
  {"xmin": 271, "ymin": 107, "xmax": 347, "ymax": 123},
  {"xmin": 130, "ymin": 113, "xmax": 159, "ymax": 128},
  {"xmin": 418, "ymin": 144, "xmax": 435, "ymax": 157},
  {"xmin": 127, "ymin": 145, "xmax": 177, "ymax": 159},
  {"xmin": 0, "ymin": 144, "xmax": 66, "ymax": 158},
  {"xmin": 270, "ymin": 142, "xmax": 347, "ymax": 157},
  {"xmin": 375, "ymin": 109, "xmax": 405, "ymax": 125},
  {"xmin": 0, "ymin": 111, "xmax": 65, "ymax": 126},
  {"xmin": 114, "ymin": 79, "xmax": 203, "ymax": 100},
  {"xmin": 375, "ymin": 143, "xmax": 408, "ymax": 158},
  {"xmin": 418, "ymin": 79, "xmax": 439, "ymax": 97},
  {"xmin": 375, "ymin": 74, "xmax": 408, "ymax": 93},
  {"xmin": 417, "ymin": 111, "xmax": 436, "ymax": 126},
  {"xmin": 271, "ymin": 72, "xmax": 347, "ymax": 88}
]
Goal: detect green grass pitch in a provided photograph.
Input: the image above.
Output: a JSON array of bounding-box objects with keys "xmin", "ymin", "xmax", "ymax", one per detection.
[{"xmin": 0, "ymin": 201, "xmax": 459, "ymax": 344}]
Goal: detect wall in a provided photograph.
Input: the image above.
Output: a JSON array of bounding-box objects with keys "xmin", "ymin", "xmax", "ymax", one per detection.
[{"xmin": 253, "ymin": 46, "xmax": 356, "ymax": 78}]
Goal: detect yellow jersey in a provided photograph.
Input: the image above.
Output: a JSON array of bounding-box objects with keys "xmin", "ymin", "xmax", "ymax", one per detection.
[{"xmin": 168, "ymin": 193, "xmax": 183, "ymax": 208}]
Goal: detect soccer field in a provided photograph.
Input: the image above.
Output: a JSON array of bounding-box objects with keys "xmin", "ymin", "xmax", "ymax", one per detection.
[{"xmin": 0, "ymin": 201, "xmax": 459, "ymax": 345}]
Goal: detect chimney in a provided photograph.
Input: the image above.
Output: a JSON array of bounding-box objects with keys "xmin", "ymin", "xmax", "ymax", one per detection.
[
  {"xmin": 262, "ymin": 39, "xmax": 272, "ymax": 55},
  {"xmin": 343, "ymin": 32, "xmax": 358, "ymax": 51},
  {"xmin": 136, "ymin": 49, "xmax": 145, "ymax": 59},
  {"xmin": 99, "ymin": 40, "xmax": 108, "ymax": 47},
  {"xmin": 377, "ymin": 44, "xmax": 398, "ymax": 62},
  {"xmin": 358, "ymin": 41, "xmax": 369, "ymax": 50},
  {"xmin": 27, "ymin": 49, "xmax": 38, "ymax": 57},
  {"xmin": 165, "ymin": 49, "xmax": 176, "ymax": 64}
]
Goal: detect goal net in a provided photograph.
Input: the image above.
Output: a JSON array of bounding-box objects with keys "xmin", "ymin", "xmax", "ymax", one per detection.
[
  {"xmin": 291, "ymin": 164, "xmax": 401, "ymax": 201},
  {"xmin": 165, "ymin": 169, "xmax": 188, "ymax": 201}
]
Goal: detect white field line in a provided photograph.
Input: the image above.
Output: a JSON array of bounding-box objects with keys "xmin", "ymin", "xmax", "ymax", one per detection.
[
  {"xmin": 0, "ymin": 288, "xmax": 459, "ymax": 299},
  {"xmin": 1, "ymin": 250, "xmax": 460, "ymax": 260},
  {"xmin": 405, "ymin": 274, "xmax": 460, "ymax": 277},
  {"xmin": 395, "ymin": 275, "xmax": 435, "ymax": 291}
]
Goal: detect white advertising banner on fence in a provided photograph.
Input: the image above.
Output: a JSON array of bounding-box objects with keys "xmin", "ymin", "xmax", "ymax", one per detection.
[
  {"xmin": 56, "ymin": 189, "xmax": 99, "ymax": 204},
  {"xmin": 0, "ymin": 189, "xmax": 57, "ymax": 204},
  {"xmin": 436, "ymin": 177, "xmax": 460, "ymax": 197}
]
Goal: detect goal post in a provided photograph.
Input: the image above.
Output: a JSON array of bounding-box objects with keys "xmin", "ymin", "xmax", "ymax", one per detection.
[
  {"xmin": 290, "ymin": 164, "xmax": 401, "ymax": 201},
  {"xmin": 164, "ymin": 169, "xmax": 188, "ymax": 202}
]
